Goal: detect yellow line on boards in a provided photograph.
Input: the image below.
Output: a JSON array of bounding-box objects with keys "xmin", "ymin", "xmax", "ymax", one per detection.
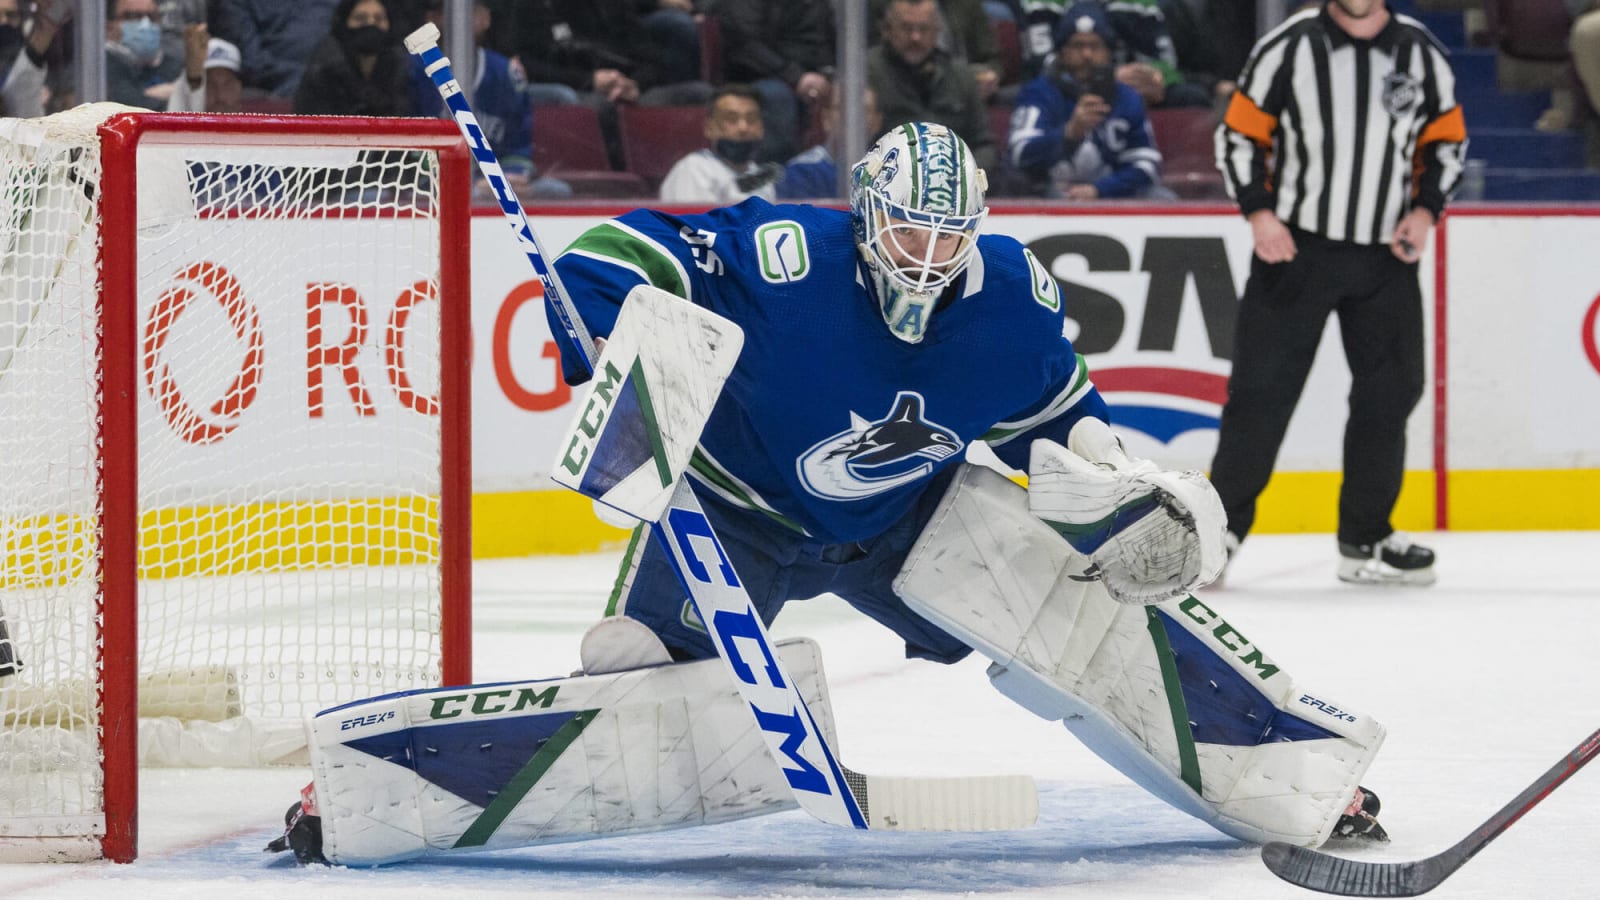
[{"xmin": 3, "ymin": 472, "xmax": 1591, "ymax": 585}]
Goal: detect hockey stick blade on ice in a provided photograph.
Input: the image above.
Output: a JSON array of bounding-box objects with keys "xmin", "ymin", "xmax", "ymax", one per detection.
[
  {"xmin": 1261, "ymin": 725, "xmax": 1600, "ymax": 896},
  {"xmin": 404, "ymin": 24, "xmax": 1037, "ymax": 834}
]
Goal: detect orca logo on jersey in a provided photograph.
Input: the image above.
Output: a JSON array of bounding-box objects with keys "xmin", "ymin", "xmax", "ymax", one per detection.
[{"xmin": 796, "ymin": 391, "xmax": 963, "ymax": 500}]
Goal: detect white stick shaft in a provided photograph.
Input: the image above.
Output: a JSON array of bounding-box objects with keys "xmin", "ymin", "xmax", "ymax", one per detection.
[{"xmin": 404, "ymin": 23, "xmax": 597, "ymax": 373}]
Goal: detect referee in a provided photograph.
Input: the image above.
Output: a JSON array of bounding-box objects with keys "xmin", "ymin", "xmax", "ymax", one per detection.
[{"xmin": 1210, "ymin": 0, "xmax": 1466, "ymax": 586}]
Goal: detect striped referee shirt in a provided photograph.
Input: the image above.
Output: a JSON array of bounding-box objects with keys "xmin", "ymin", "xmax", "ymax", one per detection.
[{"xmin": 1216, "ymin": 5, "xmax": 1468, "ymax": 245}]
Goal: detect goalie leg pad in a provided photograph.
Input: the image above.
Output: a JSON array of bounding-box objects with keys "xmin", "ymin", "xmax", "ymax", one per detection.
[
  {"xmin": 894, "ymin": 463, "xmax": 1385, "ymax": 847},
  {"xmin": 307, "ymin": 638, "xmax": 835, "ymax": 866}
]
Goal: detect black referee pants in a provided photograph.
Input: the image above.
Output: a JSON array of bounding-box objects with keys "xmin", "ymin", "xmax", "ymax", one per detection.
[{"xmin": 1209, "ymin": 230, "xmax": 1426, "ymax": 548}]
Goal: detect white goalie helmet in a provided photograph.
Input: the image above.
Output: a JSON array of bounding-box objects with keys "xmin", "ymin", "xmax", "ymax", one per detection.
[{"xmin": 850, "ymin": 122, "xmax": 989, "ymax": 344}]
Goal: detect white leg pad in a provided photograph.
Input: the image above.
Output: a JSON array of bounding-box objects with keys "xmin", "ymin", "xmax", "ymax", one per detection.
[
  {"xmin": 894, "ymin": 463, "xmax": 1385, "ymax": 847},
  {"xmin": 308, "ymin": 638, "xmax": 833, "ymax": 866}
]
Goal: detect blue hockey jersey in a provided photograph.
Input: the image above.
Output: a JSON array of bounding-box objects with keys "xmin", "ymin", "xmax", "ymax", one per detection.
[
  {"xmin": 548, "ymin": 198, "xmax": 1107, "ymax": 544},
  {"xmin": 1008, "ymin": 76, "xmax": 1162, "ymax": 198}
]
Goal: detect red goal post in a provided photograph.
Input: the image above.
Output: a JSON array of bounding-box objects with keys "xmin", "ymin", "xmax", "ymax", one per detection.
[{"xmin": 0, "ymin": 107, "xmax": 473, "ymax": 863}]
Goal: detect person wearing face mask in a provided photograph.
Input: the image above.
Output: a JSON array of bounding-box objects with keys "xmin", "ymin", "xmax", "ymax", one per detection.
[
  {"xmin": 658, "ymin": 83, "xmax": 782, "ymax": 204},
  {"xmin": 0, "ymin": 0, "xmax": 72, "ymax": 117},
  {"xmin": 292, "ymin": 0, "xmax": 421, "ymax": 116},
  {"xmin": 166, "ymin": 34, "xmax": 244, "ymax": 112},
  {"xmin": 106, "ymin": 0, "xmax": 186, "ymax": 110}
]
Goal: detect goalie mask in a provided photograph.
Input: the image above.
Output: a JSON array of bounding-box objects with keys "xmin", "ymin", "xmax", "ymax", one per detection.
[{"xmin": 850, "ymin": 122, "xmax": 988, "ymax": 344}]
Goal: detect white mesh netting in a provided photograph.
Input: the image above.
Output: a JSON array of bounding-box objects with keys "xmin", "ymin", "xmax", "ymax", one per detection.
[{"xmin": 0, "ymin": 105, "xmax": 458, "ymax": 859}]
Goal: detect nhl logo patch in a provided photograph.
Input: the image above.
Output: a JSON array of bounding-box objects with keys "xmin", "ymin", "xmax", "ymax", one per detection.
[{"xmin": 1382, "ymin": 72, "xmax": 1421, "ymax": 118}]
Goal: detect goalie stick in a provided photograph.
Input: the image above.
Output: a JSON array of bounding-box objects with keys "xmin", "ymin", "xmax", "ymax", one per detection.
[
  {"xmin": 1261, "ymin": 725, "xmax": 1600, "ymax": 897},
  {"xmin": 404, "ymin": 24, "xmax": 1036, "ymax": 834}
]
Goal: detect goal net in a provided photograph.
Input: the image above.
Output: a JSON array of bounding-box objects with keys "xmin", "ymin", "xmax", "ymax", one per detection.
[{"xmin": 0, "ymin": 106, "xmax": 472, "ymax": 863}]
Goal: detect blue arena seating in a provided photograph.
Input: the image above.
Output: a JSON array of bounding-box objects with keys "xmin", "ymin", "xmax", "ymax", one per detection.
[{"xmin": 1397, "ymin": 0, "xmax": 1600, "ymax": 200}]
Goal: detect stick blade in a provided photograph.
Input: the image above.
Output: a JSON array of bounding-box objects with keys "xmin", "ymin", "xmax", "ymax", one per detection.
[
  {"xmin": 850, "ymin": 771, "xmax": 1038, "ymax": 831},
  {"xmin": 1261, "ymin": 842, "xmax": 1447, "ymax": 898}
]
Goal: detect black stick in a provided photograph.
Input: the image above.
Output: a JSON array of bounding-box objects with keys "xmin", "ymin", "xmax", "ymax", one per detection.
[{"xmin": 1261, "ymin": 725, "xmax": 1600, "ymax": 897}]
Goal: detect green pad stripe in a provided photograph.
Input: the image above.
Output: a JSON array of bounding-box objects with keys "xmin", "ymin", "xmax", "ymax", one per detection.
[
  {"xmin": 453, "ymin": 708, "xmax": 600, "ymax": 848},
  {"xmin": 1145, "ymin": 607, "xmax": 1203, "ymax": 796},
  {"xmin": 628, "ymin": 356, "xmax": 673, "ymax": 489}
]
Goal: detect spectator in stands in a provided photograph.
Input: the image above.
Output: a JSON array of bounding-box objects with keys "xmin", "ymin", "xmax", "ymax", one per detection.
[
  {"xmin": 214, "ymin": 0, "xmax": 340, "ymax": 98},
  {"xmin": 869, "ymin": 0, "xmax": 998, "ymax": 171},
  {"xmin": 481, "ymin": 0, "xmax": 711, "ymax": 168},
  {"xmin": 107, "ymin": 0, "xmax": 190, "ymax": 111},
  {"xmin": 293, "ymin": 0, "xmax": 420, "ymax": 116},
  {"xmin": 637, "ymin": 0, "xmax": 703, "ymax": 87},
  {"xmin": 871, "ymin": 0, "xmax": 1003, "ymax": 103},
  {"xmin": 1199, "ymin": 0, "xmax": 1254, "ymax": 90},
  {"xmin": 384, "ymin": 0, "xmax": 428, "ymax": 37},
  {"xmin": 1005, "ymin": 1, "xmax": 1168, "ymax": 199},
  {"xmin": 167, "ymin": 33, "xmax": 244, "ymax": 112},
  {"xmin": 414, "ymin": 0, "xmax": 572, "ymax": 199},
  {"xmin": 1104, "ymin": 0, "xmax": 1211, "ymax": 108},
  {"xmin": 481, "ymin": 0, "xmax": 709, "ymax": 108},
  {"xmin": 1020, "ymin": 0, "xmax": 1209, "ymax": 108},
  {"xmin": 155, "ymin": 0, "xmax": 207, "ymax": 72},
  {"xmin": 659, "ymin": 83, "xmax": 782, "ymax": 203},
  {"xmin": 1158, "ymin": 0, "xmax": 1237, "ymax": 106},
  {"xmin": 0, "ymin": 0, "xmax": 71, "ymax": 117},
  {"xmin": 778, "ymin": 85, "xmax": 882, "ymax": 200},
  {"xmin": 709, "ymin": 0, "xmax": 837, "ymax": 164}
]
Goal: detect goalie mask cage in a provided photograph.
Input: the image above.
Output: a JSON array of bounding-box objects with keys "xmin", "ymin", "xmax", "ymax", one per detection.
[{"xmin": 0, "ymin": 107, "xmax": 472, "ymax": 863}]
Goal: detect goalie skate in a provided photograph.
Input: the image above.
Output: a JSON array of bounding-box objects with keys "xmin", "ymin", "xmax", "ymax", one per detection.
[
  {"xmin": 1337, "ymin": 533, "xmax": 1436, "ymax": 586},
  {"xmin": 1328, "ymin": 785, "xmax": 1389, "ymax": 843}
]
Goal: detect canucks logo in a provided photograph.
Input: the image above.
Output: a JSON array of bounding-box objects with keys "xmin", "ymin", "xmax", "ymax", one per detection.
[{"xmin": 797, "ymin": 392, "xmax": 963, "ymax": 500}]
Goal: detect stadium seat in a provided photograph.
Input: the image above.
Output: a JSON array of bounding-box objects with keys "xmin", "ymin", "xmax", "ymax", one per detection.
[
  {"xmin": 1147, "ymin": 106, "xmax": 1219, "ymax": 174},
  {"xmin": 1147, "ymin": 107, "xmax": 1225, "ymax": 200},
  {"xmin": 988, "ymin": 104, "xmax": 1013, "ymax": 152},
  {"xmin": 992, "ymin": 18, "xmax": 1023, "ymax": 87},
  {"xmin": 699, "ymin": 15, "xmax": 724, "ymax": 85},
  {"xmin": 617, "ymin": 104, "xmax": 709, "ymax": 188},
  {"xmin": 1485, "ymin": 0, "xmax": 1573, "ymax": 62},
  {"xmin": 240, "ymin": 96, "xmax": 293, "ymax": 115},
  {"xmin": 530, "ymin": 104, "xmax": 647, "ymax": 198}
]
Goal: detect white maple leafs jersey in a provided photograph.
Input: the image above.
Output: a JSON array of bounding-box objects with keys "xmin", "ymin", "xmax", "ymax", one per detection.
[{"xmin": 547, "ymin": 197, "xmax": 1105, "ymax": 544}]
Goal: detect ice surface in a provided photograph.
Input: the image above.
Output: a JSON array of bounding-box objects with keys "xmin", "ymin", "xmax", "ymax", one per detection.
[{"xmin": 5, "ymin": 532, "xmax": 1597, "ymax": 899}]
